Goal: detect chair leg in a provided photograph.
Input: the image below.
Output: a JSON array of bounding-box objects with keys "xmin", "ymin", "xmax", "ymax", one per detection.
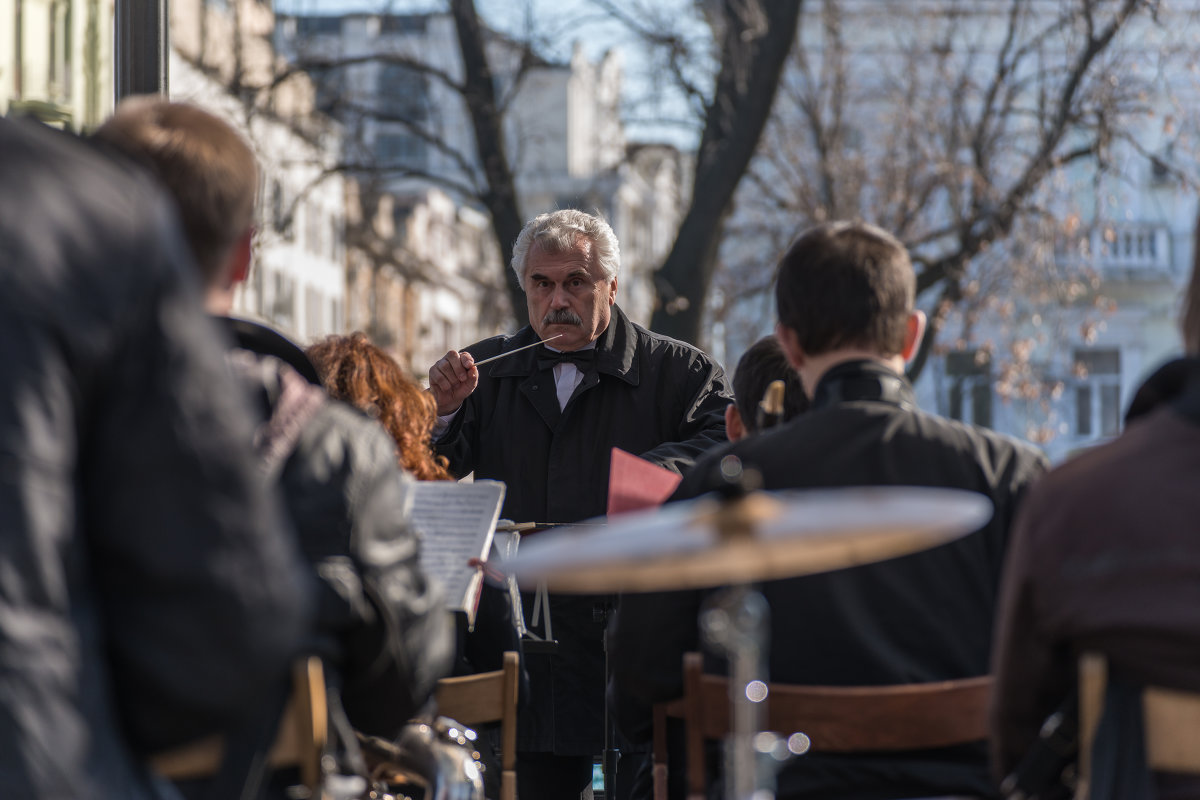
[
  {"xmin": 652, "ymin": 762, "xmax": 668, "ymax": 800},
  {"xmin": 501, "ymin": 769, "xmax": 516, "ymax": 800}
]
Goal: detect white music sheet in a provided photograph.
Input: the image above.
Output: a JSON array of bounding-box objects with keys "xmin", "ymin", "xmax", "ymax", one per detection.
[{"xmin": 408, "ymin": 479, "xmax": 506, "ymax": 624}]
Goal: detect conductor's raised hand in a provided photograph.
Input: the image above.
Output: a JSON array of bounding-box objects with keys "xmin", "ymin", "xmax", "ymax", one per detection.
[{"xmin": 429, "ymin": 350, "xmax": 479, "ymax": 416}]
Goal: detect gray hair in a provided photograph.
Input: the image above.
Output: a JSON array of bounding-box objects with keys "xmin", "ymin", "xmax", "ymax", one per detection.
[{"xmin": 510, "ymin": 209, "xmax": 621, "ymax": 290}]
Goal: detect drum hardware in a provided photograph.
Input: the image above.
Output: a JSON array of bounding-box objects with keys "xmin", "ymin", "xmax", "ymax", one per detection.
[
  {"xmin": 358, "ymin": 718, "xmax": 485, "ymax": 800},
  {"xmin": 506, "ymin": 472, "xmax": 993, "ymax": 800}
]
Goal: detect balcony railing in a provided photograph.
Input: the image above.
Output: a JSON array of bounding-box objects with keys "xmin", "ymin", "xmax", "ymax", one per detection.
[{"xmin": 1092, "ymin": 224, "xmax": 1171, "ymax": 275}]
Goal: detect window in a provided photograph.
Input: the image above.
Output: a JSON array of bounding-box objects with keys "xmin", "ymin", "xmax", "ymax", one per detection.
[
  {"xmin": 305, "ymin": 286, "xmax": 324, "ymax": 338},
  {"xmin": 305, "ymin": 206, "xmax": 325, "ymax": 257},
  {"xmin": 380, "ymin": 15, "xmax": 428, "ymax": 35},
  {"xmin": 377, "ymin": 63, "xmax": 429, "ymax": 121},
  {"xmin": 269, "ymin": 270, "xmax": 296, "ymax": 332},
  {"xmin": 375, "ymin": 131, "xmax": 427, "ymax": 167},
  {"xmin": 270, "ymin": 180, "xmax": 287, "ymax": 235},
  {"xmin": 308, "ymin": 67, "xmax": 346, "ymax": 115},
  {"xmin": 945, "ymin": 350, "xmax": 992, "ymax": 429},
  {"xmin": 1074, "ymin": 349, "xmax": 1121, "ymax": 438},
  {"xmin": 330, "ymin": 298, "xmax": 344, "ymax": 334},
  {"xmin": 48, "ymin": 0, "xmax": 72, "ymax": 101},
  {"xmin": 295, "ymin": 16, "xmax": 342, "ymax": 36}
]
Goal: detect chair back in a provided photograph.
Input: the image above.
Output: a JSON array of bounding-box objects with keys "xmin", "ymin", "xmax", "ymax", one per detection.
[
  {"xmin": 1076, "ymin": 652, "xmax": 1200, "ymax": 799},
  {"xmin": 151, "ymin": 656, "xmax": 328, "ymax": 792},
  {"xmin": 434, "ymin": 650, "xmax": 521, "ymax": 800},
  {"xmin": 655, "ymin": 651, "xmax": 992, "ymax": 800}
]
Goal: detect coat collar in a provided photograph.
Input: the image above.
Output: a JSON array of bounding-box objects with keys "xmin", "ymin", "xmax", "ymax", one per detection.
[
  {"xmin": 810, "ymin": 359, "xmax": 917, "ymax": 412},
  {"xmin": 487, "ymin": 304, "xmax": 640, "ymax": 387},
  {"xmin": 1125, "ymin": 357, "xmax": 1200, "ymax": 427}
]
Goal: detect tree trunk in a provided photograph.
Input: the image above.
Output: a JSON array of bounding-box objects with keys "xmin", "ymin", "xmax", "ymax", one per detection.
[
  {"xmin": 448, "ymin": 0, "xmax": 528, "ymax": 328},
  {"xmin": 649, "ymin": 0, "xmax": 803, "ymax": 344}
]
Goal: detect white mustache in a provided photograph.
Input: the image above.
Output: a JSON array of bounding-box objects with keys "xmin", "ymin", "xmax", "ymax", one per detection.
[{"xmin": 543, "ymin": 309, "xmax": 583, "ymax": 326}]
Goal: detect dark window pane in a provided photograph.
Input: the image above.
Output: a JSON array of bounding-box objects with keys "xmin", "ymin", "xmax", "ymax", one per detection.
[
  {"xmin": 1075, "ymin": 349, "xmax": 1120, "ymax": 375},
  {"xmin": 1076, "ymin": 385, "xmax": 1093, "ymax": 436},
  {"xmin": 972, "ymin": 381, "xmax": 993, "ymax": 429},
  {"xmin": 949, "ymin": 382, "xmax": 964, "ymax": 421},
  {"xmin": 1100, "ymin": 384, "xmax": 1121, "ymax": 437}
]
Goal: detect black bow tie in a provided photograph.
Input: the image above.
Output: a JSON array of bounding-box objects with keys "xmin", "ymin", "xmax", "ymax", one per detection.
[{"xmin": 537, "ymin": 346, "xmax": 596, "ymax": 372}]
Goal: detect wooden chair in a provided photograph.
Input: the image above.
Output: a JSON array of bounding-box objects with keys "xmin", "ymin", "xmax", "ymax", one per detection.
[
  {"xmin": 434, "ymin": 650, "xmax": 521, "ymax": 800},
  {"xmin": 1075, "ymin": 652, "xmax": 1200, "ymax": 799},
  {"xmin": 151, "ymin": 656, "xmax": 328, "ymax": 793},
  {"xmin": 653, "ymin": 651, "xmax": 993, "ymax": 800}
]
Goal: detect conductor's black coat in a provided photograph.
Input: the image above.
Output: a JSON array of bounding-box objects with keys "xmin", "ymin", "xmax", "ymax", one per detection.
[{"xmin": 436, "ymin": 304, "xmax": 732, "ymax": 755}]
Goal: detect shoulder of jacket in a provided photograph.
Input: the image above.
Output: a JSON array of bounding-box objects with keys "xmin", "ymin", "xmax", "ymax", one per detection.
[
  {"xmin": 630, "ymin": 323, "xmax": 714, "ymax": 364},
  {"xmin": 913, "ymin": 409, "xmax": 1050, "ymax": 477}
]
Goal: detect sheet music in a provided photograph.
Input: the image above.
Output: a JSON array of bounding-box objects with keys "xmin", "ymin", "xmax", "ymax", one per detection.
[{"xmin": 409, "ymin": 480, "xmax": 505, "ymax": 623}]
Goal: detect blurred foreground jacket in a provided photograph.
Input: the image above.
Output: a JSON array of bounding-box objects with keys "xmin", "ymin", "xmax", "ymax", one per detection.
[
  {"xmin": 0, "ymin": 119, "xmax": 311, "ymax": 799},
  {"xmin": 224, "ymin": 324, "xmax": 454, "ymax": 737}
]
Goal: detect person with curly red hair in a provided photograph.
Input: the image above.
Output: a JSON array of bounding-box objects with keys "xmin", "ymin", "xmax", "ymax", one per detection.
[
  {"xmin": 308, "ymin": 333, "xmax": 454, "ymax": 481},
  {"xmin": 310, "ymin": 332, "xmax": 525, "ymax": 800}
]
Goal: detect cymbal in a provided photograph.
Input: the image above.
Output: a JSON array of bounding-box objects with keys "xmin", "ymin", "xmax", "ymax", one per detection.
[{"xmin": 505, "ymin": 486, "xmax": 992, "ymax": 593}]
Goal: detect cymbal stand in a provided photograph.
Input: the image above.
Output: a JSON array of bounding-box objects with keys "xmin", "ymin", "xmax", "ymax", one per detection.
[
  {"xmin": 702, "ymin": 461, "xmax": 792, "ymax": 799},
  {"xmin": 701, "ymin": 584, "xmax": 775, "ymax": 800}
]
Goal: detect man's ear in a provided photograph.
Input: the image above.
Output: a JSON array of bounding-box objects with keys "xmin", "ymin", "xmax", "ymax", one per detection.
[
  {"xmin": 228, "ymin": 229, "xmax": 253, "ymax": 287},
  {"xmin": 724, "ymin": 403, "xmax": 747, "ymax": 442},
  {"xmin": 608, "ymin": 277, "xmax": 618, "ymax": 305},
  {"xmin": 775, "ymin": 322, "xmax": 805, "ymax": 371},
  {"xmin": 902, "ymin": 310, "xmax": 927, "ymax": 363}
]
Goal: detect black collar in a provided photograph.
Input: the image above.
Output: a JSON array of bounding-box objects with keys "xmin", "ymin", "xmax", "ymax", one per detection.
[
  {"xmin": 1125, "ymin": 357, "xmax": 1200, "ymax": 427},
  {"xmin": 486, "ymin": 305, "xmax": 640, "ymax": 386},
  {"xmin": 810, "ymin": 359, "xmax": 917, "ymax": 412}
]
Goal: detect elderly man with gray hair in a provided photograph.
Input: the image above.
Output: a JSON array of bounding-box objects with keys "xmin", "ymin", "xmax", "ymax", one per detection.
[{"xmin": 429, "ymin": 208, "xmax": 732, "ymax": 798}]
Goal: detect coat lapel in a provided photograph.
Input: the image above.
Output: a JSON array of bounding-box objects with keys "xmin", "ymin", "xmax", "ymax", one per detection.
[{"xmin": 488, "ymin": 330, "xmax": 561, "ymax": 431}]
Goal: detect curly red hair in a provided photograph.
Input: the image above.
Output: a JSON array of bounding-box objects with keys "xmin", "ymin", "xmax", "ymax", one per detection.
[{"xmin": 307, "ymin": 333, "xmax": 454, "ymax": 481}]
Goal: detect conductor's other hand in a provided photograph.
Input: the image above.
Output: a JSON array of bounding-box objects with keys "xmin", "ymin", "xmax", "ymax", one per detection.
[{"xmin": 429, "ymin": 350, "xmax": 479, "ymax": 416}]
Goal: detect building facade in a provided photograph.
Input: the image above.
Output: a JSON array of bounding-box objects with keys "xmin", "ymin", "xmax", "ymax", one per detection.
[
  {"xmin": 274, "ymin": 12, "xmax": 684, "ymax": 330},
  {"xmin": 1, "ymin": 0, "xmax": 114, "ymax": 130},
  {"xmin": 170, "ymin": 0, "xmax": 347, "ymax": 345},
  {"xmin": 717, "ymin": 0, "xmax": 1200, "ymax": 462}
]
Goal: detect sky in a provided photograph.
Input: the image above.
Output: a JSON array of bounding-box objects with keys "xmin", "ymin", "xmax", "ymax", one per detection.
[{"xmin": 270, "ymin": 0, "xmax": 707, "ymax": 149}]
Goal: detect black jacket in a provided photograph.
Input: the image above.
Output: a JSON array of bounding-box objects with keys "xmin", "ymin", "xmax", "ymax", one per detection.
[
  {"xmin": 610, "ymin": 359, "xmax": 1048, "ymax": 799},
  {"xmin": 228, "ymin": 335, "xmax": 454, "ymax": 738},
  {"xmin": 0, "ymin": 119, "xmax": 312, "ymax": 798},
  {"xmin": 437, "ymin": 305, "xmax": 732, "ymax": 754}
]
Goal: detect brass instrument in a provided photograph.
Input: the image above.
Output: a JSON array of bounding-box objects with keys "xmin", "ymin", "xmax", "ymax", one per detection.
[{"xmin": 360, "ymin": 718, "xmax": 485, "ymax": 800}]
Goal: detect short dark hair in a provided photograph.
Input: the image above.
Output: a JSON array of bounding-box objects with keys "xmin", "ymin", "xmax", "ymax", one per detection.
[
  {"xmin": 775, "ymin": 222, "xmax": 914, "ymax": 357},
  {"xmin": 732, "ymin": 336, "xmax": 807, "ymax": 433}
]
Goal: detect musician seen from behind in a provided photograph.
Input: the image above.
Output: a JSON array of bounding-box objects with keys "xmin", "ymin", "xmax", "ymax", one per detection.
[
  {"xmin": 990, "ymin": 221, "xmax": 1200, "ymax": 798},
  {"xmin": 724, "ymin": 334, "xmax": 808, "ymax": 441},
  {"xmin": 428, "ymin": 208, "xmax": 733, "ymax": 799},
  {"xmin": 609, "ymin": 221, "xmax": 1049, "ymax": 800},
  {"xmin": 0, "ymin": 117, "xmax": 310, "ymax": 799},
  {"xmin": 310, "ymin": 331, "xmax": 526, "ymax": 800},
  {"xmin": 94, "ymin": 99, "xmax": 453, "ymax": 761}
]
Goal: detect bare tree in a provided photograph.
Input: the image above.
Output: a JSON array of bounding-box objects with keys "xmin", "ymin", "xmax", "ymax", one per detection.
[
  {"xmin": 719, "ymin": 0, "xmax": 1181, "ymax": 383},
  {"xmin": 262, "ymin": 0, "xmax": 804, "ymax": 342},
  {"xmin": 644, "ymin": 0, "xmax": 805, "ymax": 342}
]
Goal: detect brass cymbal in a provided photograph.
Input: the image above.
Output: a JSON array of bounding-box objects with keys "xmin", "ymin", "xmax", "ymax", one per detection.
[{"xmin": 505, "ymin": 486, "xmax": 993, "ymax": 593}]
